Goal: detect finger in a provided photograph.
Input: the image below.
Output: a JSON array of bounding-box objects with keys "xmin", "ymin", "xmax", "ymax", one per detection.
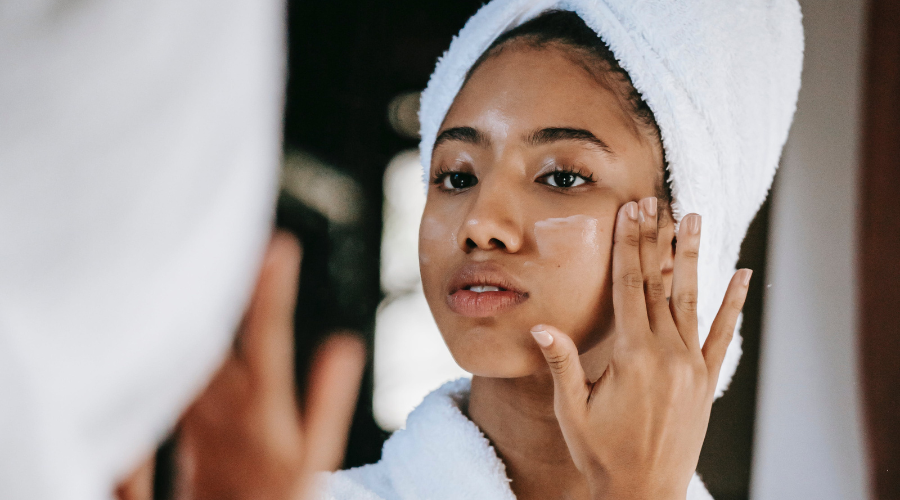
[
  {"xmin": 302, "ymin": 333, "xmax": 366, "ymax": 472},
  {"xmin": 114, "ymin": 456, "xmax": 155, "ymax": 500},
  {"xmin": 637, "ymin": 197, "xmax": 673, "ymax": 334},
  {"xmin": 612, "ymin": 201, "xmax": 650, "ymax": 335},
  {"xmin": 703, "ymin": 269, "xmax": 752, "ymax": 385},
  {"xmin": 182, "ymin": 354, "xmax": 246, "ymax": 429},
  {"xmin": 669, "ymin": 214, "xmax": 701, "ymax": 351},
  {"xmin": 531, "ymin": 324, "xmax": 590, "ymax": 408},
  {"xmin": 242, "ymin": 230, "xmax": 303, "ymax": 393}
]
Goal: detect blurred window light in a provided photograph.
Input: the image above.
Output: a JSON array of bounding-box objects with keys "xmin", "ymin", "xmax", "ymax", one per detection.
[
  {"xmin": 281, "ymin": 151, "xmax": 363, "ymax": 225},
  {"xmin": 387, "ymin": 91, "xmax": 421, "ymax": 139},
  {"xmin": 380, "ymin": 150, "xmax": 427, "ymax": 295},
  {"xmin": 374, "ymin": 150, "xmax": 469, "ymax": 430}
]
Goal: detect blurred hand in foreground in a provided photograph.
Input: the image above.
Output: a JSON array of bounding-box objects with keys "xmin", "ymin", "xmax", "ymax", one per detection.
[{"xmin": 177, "ymin": 231, "xmax": 366, "ymax": 500}]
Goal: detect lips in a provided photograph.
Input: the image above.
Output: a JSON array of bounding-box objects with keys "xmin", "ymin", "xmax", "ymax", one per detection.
[{"xmin": 446, "ymin": 262, "xmax": 528, "ymax": 317}]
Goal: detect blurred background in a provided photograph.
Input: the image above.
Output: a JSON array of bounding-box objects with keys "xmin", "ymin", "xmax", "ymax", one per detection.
[{"xmin": 146, "ymin": 0, "xmax": 895, "ymax": 499}]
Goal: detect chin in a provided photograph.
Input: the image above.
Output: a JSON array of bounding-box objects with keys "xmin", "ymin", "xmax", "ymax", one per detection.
[{"xmin": 440, "ymin": 321, "xmax": 550, "ymax": 378}]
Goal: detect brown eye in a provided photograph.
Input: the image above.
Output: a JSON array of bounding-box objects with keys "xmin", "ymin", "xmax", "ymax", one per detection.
[
  {"xmin": 542, "ymin": 171, "xmax": 587, "ymax": 188},
  {"xmin": 441, "ymin": 172, "xmax": 478, "ymax": 190}
]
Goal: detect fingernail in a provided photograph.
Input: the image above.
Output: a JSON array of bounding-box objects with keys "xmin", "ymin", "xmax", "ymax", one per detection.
[
  {"xmin": 530, "ymin": 327, "xmax": 554, "ymax": 347},
  {"xmin": 642, "ymin": 197, "xmax": 657, "ymax": 218},
  {"xmin": 741, "ymin": 269, "xmax": 753, "ymax": 286},
  {"xmin": 625, "ymin": 202, "xmax": 638, "ymax": 221},
  {"xmin": 686, "ymin": 214, "xmax": 701, "ymax": 234}
]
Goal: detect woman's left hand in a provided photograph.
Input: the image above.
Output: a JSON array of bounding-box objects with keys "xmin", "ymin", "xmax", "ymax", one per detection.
[
  {"xmin": 530, "ymin": 197, "xmax": 751, "ymax": 500},
  {"xmin": 177, "ymin": 232, "xmax": 366, "ymax": 500}
]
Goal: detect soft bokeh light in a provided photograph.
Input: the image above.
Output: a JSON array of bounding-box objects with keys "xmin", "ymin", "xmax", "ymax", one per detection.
[
  {"xmin": 282, "ymin": 151, "xmax": 363, "ymax": 225},
  {"xmin": 374, "ymin": 150, "xmax": 469, "ymax": 430},
  {"xmin": 387, "ymin": 91, "xmax": 422, "ymax": 139}
]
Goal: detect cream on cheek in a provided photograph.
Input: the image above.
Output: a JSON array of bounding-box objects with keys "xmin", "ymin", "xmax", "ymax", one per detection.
[
  {"xmin": 419, "ymin": 214, "xmax": 458, "ymax": 266},
  {"xmin": 532, "ymin": 215, "xmax": 602, "ymax": 266}
]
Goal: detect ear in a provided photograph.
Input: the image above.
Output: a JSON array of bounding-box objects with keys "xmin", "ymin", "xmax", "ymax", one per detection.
[{"xmin": 658, "ymin": 211, "xmax": 677, "ymax": 299}]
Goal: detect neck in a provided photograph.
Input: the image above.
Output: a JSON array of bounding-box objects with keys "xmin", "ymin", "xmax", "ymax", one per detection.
[{"xmin": 468, "ymin": 373, "xmax": 590, "ymax": 500}]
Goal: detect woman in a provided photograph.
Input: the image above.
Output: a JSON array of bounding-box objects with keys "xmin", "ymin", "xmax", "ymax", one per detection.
[{"xmin": 324, "ymin": 2, "xmax": 802, "ymax": 499}]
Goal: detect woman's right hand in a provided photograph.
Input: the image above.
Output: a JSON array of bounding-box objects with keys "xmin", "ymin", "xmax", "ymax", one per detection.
[{"xmin": 530, "ymin": 198, "xmax": 751, "ymax": 500}]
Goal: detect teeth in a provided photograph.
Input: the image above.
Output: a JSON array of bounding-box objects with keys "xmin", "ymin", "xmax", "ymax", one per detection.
[{"xmin": 469, "ymin": 285, "xmax": 501, "ymax": 293}]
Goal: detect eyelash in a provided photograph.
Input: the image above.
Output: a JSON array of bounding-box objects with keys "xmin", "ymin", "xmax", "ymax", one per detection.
[
  {"xmin": 431, "ymin": 166, "xmax": 453, "ymax": 185},
  {"xmin": 431, "ymin": 165, "xmax": 596, "ymax": 190},
  {"xmin": 542, "ymin": 165, "xmax": 596, "ymax": 185}
]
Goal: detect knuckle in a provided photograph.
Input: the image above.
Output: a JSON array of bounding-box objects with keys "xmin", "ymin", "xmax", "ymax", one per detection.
[
  {"xmin": 664, "ymin": 363, "xmax": 683, "ymax": 385},
  {"xmin": 693, "ymin": 360, "xmax": 709, "ymax": 380},
  {"xmin": 617, "ymin": 231, "xmax": 641, "ymax": 247},
  {"xmin": 546, "ymin": 351, "xmax": 571, "ymax": 374},
  {"xmin": 617, "ymin": 271, "xmax": 644, "ymax": 290},
  {"xmin": 616, "ymin": 342, "xmax": 639, "ymax": 363},
  {"xmin": 715, "ymin": 325, "xmax": 736, "ymax": 344},
  {"xmin": 674, "ymin": 292, "xmax": 699, "ymax": 313},
  {"xmin": 663, "ymin": 357, "xmax": 695, "ymax": 386},
  {"xmin": 645, "ymin": 278, "xmax": 667, "ymax": 301},
  {"xmin": 622, "ymin": 343, "xmax": 654, "ymax": 367},
  {"xmin": 727, "ymin": 297, "xmax": 746, "ymax": 314},
  {"xmin": 681, "ymin": 248, "xmax": 700, "ymax": 261},
  {"xmin": 641, "ymin": 227, "xmax": 659, "ymax": 244}
]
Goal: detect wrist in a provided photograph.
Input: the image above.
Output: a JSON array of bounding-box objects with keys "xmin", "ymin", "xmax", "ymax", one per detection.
[
  {"xmin": 587, "ymin": 475, "xmax": 684, "ymax": 500},
  {"xmin": 590, "ymin": 488, "xmax": 683, "ymax": 500}
]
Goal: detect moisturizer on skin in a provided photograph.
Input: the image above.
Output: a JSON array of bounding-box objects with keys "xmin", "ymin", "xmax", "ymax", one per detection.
[
  {"xmin": 419, "ymin": 215, "xmax": 458, "ymax": 265},
  {"xmin": 533, "ymin": 215, "xmax": 601, "ymax": 261}
]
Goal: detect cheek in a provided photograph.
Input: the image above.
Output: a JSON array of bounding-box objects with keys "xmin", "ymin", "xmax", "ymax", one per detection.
[
  {"xmin": 532, "ymin": 215, "xmax": 612, "ymax": 341},
  {"xmin": 533, "ymin": 214, "xmax": 602, "ymax": 263},
  {"xmin": 420, "ymin": 214, "xmax": 457, "ymax": 245},
  {"xmin": 418, "ymin": 214, "xmax": 457, "ymax": 281},
  {"xmin": 533, "ymin": 214, "xmax": 608, "ymax": 289}
]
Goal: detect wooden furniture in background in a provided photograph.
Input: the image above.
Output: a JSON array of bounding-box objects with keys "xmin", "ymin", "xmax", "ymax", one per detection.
[{"xmin": 859, "ymin": 0, "xmax": 900, "ymax": 497}]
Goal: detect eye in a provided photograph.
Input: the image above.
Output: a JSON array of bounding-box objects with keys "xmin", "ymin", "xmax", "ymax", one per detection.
[
  {"xmin": 438, "ymin": 172, "xmax": 478, "ymax": 190},
  {"xmin": 541, "ymin": 171, "xmax": 588, "ymax": 188}
]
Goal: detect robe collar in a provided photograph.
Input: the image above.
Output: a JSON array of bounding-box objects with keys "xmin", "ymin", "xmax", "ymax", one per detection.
[{"xmin": 381, "ymin": 378, "xmax": 517, "ymax": 500}]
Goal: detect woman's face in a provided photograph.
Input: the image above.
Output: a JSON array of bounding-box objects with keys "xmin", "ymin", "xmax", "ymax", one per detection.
[{"xmin": 419, "ymin": 43, "xmax": 671, "ymax": 378}]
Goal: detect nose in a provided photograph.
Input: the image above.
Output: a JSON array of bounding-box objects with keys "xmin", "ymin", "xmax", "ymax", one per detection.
[{"xmin": 456, "ymin": 177, "xmax": 524, "ymax": 253}]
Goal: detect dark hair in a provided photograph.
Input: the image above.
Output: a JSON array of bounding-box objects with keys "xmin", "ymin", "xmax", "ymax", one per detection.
[{"xmin": 465, "ymin": 10, "xmax": 673, "ymax": 214}]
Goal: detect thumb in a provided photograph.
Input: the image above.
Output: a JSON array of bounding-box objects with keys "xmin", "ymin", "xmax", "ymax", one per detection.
[{"xmin": 531, "ymin": 325, "xmax": 589, "ymax": 406}]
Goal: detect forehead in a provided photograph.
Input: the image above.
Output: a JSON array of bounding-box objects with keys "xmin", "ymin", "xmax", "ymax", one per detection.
[{"xmin": 442, "ymin": 44, "xmax": 637, "ymax": 141}]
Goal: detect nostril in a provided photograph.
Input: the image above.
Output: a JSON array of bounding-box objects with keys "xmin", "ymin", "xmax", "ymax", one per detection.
[{"xmin": 465, "ymin": 237, "xmax": 507, "ymax": 250}]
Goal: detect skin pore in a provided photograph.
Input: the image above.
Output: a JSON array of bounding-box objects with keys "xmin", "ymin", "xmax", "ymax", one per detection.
[{"xmin": 419, "ymin": 42, "xmax": 676, "ymax": 499}]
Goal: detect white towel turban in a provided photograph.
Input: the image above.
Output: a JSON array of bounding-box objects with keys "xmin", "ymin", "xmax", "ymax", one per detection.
[
  {"xmin": 0, "ymin": 0, "xmax": 284, "ymax": 498},
  {"xmin": 419, "ymin": 0, "xmax": 804, "ymax": 398}
]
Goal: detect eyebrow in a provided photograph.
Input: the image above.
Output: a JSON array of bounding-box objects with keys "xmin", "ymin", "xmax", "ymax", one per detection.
[
  {"xmin": 433, "ymin": 126, "xmax": 490, "ymax": 150},
  {"xmin": 525, "ymin": 127, "xmax": 615, "ymax": 156}
]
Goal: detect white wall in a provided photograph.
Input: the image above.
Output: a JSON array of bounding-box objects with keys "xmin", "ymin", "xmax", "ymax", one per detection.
[{"xmin": 751, "ymin": 0, "xmax": 870, "ymax": 498}]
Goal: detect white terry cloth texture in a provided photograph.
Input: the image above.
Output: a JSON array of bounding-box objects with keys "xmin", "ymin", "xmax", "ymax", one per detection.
[
  {"xmin": 0, "ymin": 1, "xmax": 285, "ymax": 499},
  {"xmin": 418, "ymin": 0, "xmax": 804, "ymax": 398},
  {"xmin": 322, "ymin": 379, "xmax": 714, "ymax": 500}
]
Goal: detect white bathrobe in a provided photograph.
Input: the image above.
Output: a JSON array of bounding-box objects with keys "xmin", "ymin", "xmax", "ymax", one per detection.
[{"xmin": 322, "ymin": 379, "xmax": 713, "ymax": 500}]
